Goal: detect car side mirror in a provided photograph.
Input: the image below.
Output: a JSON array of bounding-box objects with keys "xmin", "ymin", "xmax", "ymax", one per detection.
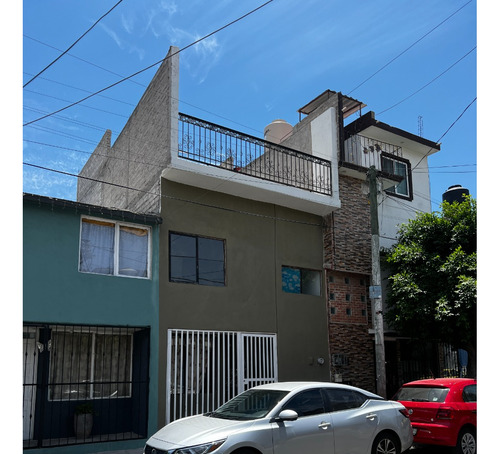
[{"xmin": 275, "ymin": 409, "xmax": 298, "ymax": 422}]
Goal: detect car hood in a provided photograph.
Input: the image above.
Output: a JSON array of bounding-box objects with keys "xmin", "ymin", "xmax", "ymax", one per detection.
[{"xmin": 147, "ymin": 414, "xmax": 256, "ymax": 451}]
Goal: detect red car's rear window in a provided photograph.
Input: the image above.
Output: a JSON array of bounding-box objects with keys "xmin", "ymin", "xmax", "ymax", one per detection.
[{"xmin": 394, "ymin": 386, "xmax": 449, "ymax": 403}]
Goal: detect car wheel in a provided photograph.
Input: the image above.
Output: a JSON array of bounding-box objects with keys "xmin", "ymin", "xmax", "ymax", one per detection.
[
  {"xmin": 371, "ymin": 433, "xmax": 400, "ymax": 454},
  {"xmin": 455, "ymin": 428, "xmax": 476, "ymax": 454}
]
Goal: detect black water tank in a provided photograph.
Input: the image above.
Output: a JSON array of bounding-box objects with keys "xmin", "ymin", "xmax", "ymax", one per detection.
[{"xmin": 442, "ymin": 185, "xmax": 470, "ymax": 203}]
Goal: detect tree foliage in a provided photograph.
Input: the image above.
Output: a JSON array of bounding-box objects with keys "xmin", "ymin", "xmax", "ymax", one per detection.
[{"xmin": 384, "ymin": 196, "xmax": 476, "ymax": 368}]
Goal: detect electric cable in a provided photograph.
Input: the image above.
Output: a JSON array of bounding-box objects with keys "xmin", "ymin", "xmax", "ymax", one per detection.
[
  {"xmin": 23, "ymin": 0, "xmax": 125, "ymax": 88},
  {"xmin": 413, "ymin": 97, "xmax": 477, "ymax": 171},
  {"xmin": 23, "ymin": 69, "xmax": 267, "ymax": 137},
  {"xmin": 23, "ymin": 96, "xmax": 476, "ymax": 235},
  {"xmin": 23, "ymin": 4, "xmax": 475, "ymax": 220},
  {"xmin": 22, "ymin": 162, "xmax": 323, "ymax": 227},
  {"xmin": 377, "ymin": 47, "xmax": 476, "ymax": 115},
  {"xmin": 24, "ymin": 88, "xmax": 130, "ymax": 118},
  {"xmin": 24, "ymin": 34, "xmax": 146, "ymax": 88},
  {"xmin": 23, "ymin": 0, "xmax": 275, "ymax": 127},
  {"xmin": 23, "ymin": 71, "xmax": 138, "ymax": 107},
  {"xmin": 347, "ymin": 0, "xmax": 473, "ymax": 96},
  {"xmin": 24, "ymin": 96, "xmax": 476, "ymax": 220},
  {"xmin": 23, "ymin": 2, "xmax": 474, "ymax": 146}
]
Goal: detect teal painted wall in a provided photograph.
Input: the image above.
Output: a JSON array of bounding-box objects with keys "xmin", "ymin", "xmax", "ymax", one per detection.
[{"xmin": 23, "ymin": 199, "xmax": 160, "ymax": 453}]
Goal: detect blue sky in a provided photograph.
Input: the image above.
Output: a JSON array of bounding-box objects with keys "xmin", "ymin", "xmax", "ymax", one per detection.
[{"xmin": 21, "ymin": 0, "xmax": 478, "ymax": 210}]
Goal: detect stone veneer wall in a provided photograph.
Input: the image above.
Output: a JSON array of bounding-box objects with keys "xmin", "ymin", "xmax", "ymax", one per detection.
[
  {"xmin": 324, "ymin": 175, "xmax": 371, "ymax": 274},
  {"xmin": 324, "ymin": 174, "xmax": 376, "ymax": 392}
]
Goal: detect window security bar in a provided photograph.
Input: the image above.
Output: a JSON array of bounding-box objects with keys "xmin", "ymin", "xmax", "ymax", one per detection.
[{"xmin": 23, "ymin": 323, "xmax": 150, "ymax": 449}]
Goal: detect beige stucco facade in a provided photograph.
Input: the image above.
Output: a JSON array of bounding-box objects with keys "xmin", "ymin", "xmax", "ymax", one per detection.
[{"xmin": 156, "ymin": 179, "xmax": 330, "ymax": 426}]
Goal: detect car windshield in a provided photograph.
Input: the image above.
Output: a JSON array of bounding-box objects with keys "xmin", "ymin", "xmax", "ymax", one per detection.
[
  {"xmin": 208, "ymin": 389, "xmax": 289, "ymax": 420},
  {"xmin": 394, "ymin": 386, "xmax": 449, "ymax": 403}
]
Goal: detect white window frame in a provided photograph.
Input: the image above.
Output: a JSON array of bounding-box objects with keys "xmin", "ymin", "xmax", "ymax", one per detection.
[{"xmin": 79, "ymin": 216, "xmax": 152, "ymax": 279}]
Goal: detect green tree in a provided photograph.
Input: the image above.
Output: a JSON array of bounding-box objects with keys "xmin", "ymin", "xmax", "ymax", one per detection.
[{"xmin": 384, "ymin": 196, "xmax": 476, "ymax": 376}]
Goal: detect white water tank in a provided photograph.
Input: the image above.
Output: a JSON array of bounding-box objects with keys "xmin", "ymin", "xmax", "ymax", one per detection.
[{"xmin": 264, "ymin": 119, "xmax": 293, "ymax": 144}]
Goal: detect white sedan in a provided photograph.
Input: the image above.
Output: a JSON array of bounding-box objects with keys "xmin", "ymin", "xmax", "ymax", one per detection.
[{"xmin": 144, "ymin": 381, "xmax": 413, "ymax": 454}]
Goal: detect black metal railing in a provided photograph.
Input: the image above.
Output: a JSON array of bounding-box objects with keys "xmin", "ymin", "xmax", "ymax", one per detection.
[
  {"xmin": 342, "ymin": 134, "xmax": 403, "ymax": 174},
  {"xmin": 178, "ymin": 113, "xmax": 332, "ymax": 196},
  {"xmin": 23, "ymin": 323, "xmax": 150, "ymax": 449}
]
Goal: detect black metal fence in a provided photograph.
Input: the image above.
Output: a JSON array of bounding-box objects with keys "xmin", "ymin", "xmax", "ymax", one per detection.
[
  {"xmin": 23, "ymin": 323, "xmax": 150, "ymax": 449},
  {"xmin": 398, "ymin": 340, "xmax": 465, "ymax": 383},
  {"xmin": 178, "ymin": 113, "xmax": 332, "ymax": 195},
  {"xmin": 385, "ymin": 340, "xmax": 468, "ymax": 398}
]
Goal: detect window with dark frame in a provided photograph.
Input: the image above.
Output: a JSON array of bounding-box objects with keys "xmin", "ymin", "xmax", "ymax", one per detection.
[
  {"xmin": 382, "ymin": 155, "xmax": 412, "ymax": 198},
  {"xmin": 281, "ymin": 266, "xmax": 321, "ymax": 296},
  {"xmin": 169, "ymin": 232, "xmax": 225, "ymax": 286}
]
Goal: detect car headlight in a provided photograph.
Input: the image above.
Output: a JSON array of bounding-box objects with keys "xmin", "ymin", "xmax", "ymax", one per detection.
[{"xmin": 169, "ymin": 439, "xmax": 226, "ymax": 454}]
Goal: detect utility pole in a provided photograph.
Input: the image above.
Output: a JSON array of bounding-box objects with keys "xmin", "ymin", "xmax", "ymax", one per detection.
[{"xmin": 367, "ymin": 166, "xmax": 386, "ymax": 398}]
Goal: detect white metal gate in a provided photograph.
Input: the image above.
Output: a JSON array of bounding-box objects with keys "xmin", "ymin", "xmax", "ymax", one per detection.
[{"xmin": 167, "ymin": 329, "xmax": 277, "ymax": 423}]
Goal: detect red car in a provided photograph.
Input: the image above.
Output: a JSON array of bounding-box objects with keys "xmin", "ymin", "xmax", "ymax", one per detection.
[{"xmin": 393, "ymin": 378, "xmax": 476, "ymax": 454}]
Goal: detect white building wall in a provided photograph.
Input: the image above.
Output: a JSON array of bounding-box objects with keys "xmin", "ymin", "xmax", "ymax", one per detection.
[
  {"xmin": 311, "ymin": 107, "xmax": 341, "ymax": 204},
  {"xmin": 379, "ymin": 150, "xmax": 432, "ymax": 249}
]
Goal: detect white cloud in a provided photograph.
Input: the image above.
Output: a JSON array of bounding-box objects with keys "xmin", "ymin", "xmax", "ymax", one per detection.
[
  {"xmin": 99, "ymin": 21, "xmax": 148, "ymax": 60},
  {"xmin": 103, "ymin": 0, "xmax": 222, "ymax": 81},
  {"xmin": 129, "ymin": 45, "xmax": 146, "ymax": 61},
  {"xmin": 193, "ymin": 35, "xmax": 219, "ymax": 55},
  {"xmin": 23, "ymin": 166, "xmax": 77, "ymax": 200},
  {"xmin": 99, "ymin": 22, "xmax": 124, "ymax": 49},
  {"xmin": 160, "ymin": 0, "xmax": 177, "ymax": 16},
  {"xmin": 121, "ymin": 14, "xmax": 135, "ymax": 34}
]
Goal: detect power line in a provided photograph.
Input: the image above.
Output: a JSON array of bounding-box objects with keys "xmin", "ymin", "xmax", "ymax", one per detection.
[
  {"xmin": 23, "ymin": 3, "xmax": 474, "ymax": 146},
  {"xmin": 23, "ymin": 71, "xmax": 138, "ymax": 107},
  {"xmin": 23, "ymin": 0, "xmax": 125, "ymax": 88},
  {"xmin": 413, "ymin": 97, "xmax": 477, "ymax": 171},
  {"xmin": 23, "ymin": 69, "xmax": 266, "ymax": 137},
  {"xmin": 24, "ymin": 88, "xmax": 130, "ymax": 118},
  {"xmin": 23, "ymin": 99, "xmax": 476, "ymax": 231},
  {"xmin": 377, "ymin": 47, "xmax": 476, "ymax": 115},
  {"xmin": 23, "ymin": 94, "xmax": 476, "ymax": 213},
  {"xmin": 23, "ymin": 0, "xmax": 275, "ymax": 127},
  {"xmin": 424, "ymin": 164, "xmax": 476, "ymax": 170},
  {"xmin": 23, "ymin": 35, "xmax": 147, "ymax": 88},
  {"xmin": 347, "ymin": 0, "xmax": 472, "ymax": 96},
  {"xmin": 22, "ymin": 162, "xmax": 323, "ymax": 227}
]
